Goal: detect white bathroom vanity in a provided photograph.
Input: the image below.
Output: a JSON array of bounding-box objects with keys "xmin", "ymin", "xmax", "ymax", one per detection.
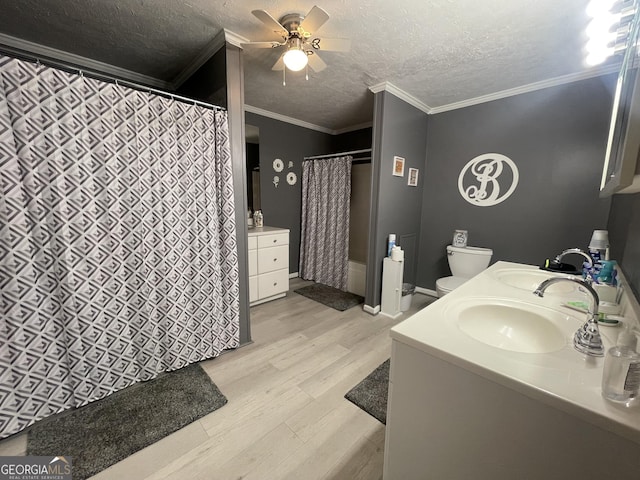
[
  {"xmin": 248, "ymin": 226, "xmax": 290, "ymax": 306},
  {"xmin": 384, "ymin": 261, "xmax": 640, "ymax": 479}
]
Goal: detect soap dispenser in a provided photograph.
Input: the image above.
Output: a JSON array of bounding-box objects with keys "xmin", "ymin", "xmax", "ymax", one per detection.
[{"xmin": 602, "ymin": 324, "xmax": 640, "ymax": 405}]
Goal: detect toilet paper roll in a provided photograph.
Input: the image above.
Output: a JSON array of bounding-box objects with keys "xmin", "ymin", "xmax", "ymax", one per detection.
[{"xmin": 391, "ymin": 246, "xmax": 404, "ymax": 262}]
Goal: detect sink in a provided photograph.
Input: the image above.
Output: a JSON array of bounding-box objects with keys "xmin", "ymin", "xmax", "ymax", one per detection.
[
  {"xmin": 454, "ymin": 300, "xmax": 572, "ymax": 353},
  {"xmin": 494, "ymin": 269, "xmax": 579, "ymax": 294}
]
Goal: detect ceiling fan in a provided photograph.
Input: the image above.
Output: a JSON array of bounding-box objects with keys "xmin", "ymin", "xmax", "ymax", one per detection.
[{"xmin": 241, "ymin": 5, "xmax": 351, "ymax": 79}]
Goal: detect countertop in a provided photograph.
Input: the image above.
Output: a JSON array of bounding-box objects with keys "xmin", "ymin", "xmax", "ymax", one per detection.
[
  {"xmin": 247, "ymin": 226, "xmax": 290, "ymax": 236},
  {"xmin": 390, "ymin": 261, "xmax": 640, "ymax": 445}
]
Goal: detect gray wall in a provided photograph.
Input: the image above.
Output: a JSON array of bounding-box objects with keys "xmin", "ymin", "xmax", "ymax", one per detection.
[
  {"xmin": 366, "ymin": 91, "xmax": 429, "ymax": 307},
  {"xmin": 224, "ymin": 44, "xmax": 251, "ymax": 346},
  {"xmin": 331, "ymin": 127, "xmax": 373, "ymax": 152},
  {"xmin": 178, "ymin": 43, "xmax": 252, "ymax": 345},
  {"xmin": 417, "ymin": 75, "xmax": 616, "ymax": 290},
  {"xmin": 245, "ymin": 112, "xmax": 333, "ymax": 272},
  {"xmin": 177, "ymin": 47, "xmax": 227, "ymax": 108},
  {"xmin": 608, "ymin": 192, "xmax": 640, "ymax": 302}
]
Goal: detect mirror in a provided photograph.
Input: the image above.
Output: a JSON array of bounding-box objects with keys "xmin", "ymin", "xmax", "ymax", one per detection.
[
  {"xmin": 246, "ymin": 124, "xmax": 261, "ymax": 212},
  {"xmin": 600, "ymin": 9, "xmax": 640, "ymax": 196}
]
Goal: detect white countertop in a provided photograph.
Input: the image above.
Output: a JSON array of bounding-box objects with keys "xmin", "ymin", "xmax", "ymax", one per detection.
[
  {"xmin": 247, "ymin": 225, "xmax": 290, "ymax": 236},
  {"xmin": 391, "ymin": 261, "xmax": 640, "ymax": 445}
]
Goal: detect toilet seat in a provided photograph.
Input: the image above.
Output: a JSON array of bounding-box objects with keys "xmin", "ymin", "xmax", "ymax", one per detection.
[{"xmin": 436, "ymin": 276, "xmax": 468, "ymax": 296}]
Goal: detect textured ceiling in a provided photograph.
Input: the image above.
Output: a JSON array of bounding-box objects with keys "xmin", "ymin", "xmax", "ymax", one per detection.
[{"xmin": 0, "ymin": 0, "xmax": 616, "ymax": 131}]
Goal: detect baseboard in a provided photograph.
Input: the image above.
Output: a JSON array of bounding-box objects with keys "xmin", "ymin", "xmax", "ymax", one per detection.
[
  {"xmin": 416, "ymin": 286, "xmax": 438, "ymax": 298},
  {"xmin": 289, "ymin": 272, "xmax": 299, "ymax": 279},
  {"xmin": 363, "ymin": 304, "xmax": 380, "ymax": 315}
]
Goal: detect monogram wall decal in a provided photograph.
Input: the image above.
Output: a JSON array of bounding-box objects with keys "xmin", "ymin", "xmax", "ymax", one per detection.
[{"xmin": 457, "ymin": 153, "xmax": 519, "ymax": 207}]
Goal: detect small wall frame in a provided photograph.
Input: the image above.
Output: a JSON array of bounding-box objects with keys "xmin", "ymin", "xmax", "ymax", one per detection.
[
  {"xmin": 408, "ymin": 168, "xmax": 419, "ymax": 186},
  {"xmin": 393, "ymin": 156, "xmax": 405, "ymax": 177}
]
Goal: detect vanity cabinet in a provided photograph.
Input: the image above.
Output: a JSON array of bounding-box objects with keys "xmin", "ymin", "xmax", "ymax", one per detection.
[
  {"xmin": 248, "ymin": 226, "xmax": 290, "ymax": 306},
  {"xmin": 383, "ymin": 261, "xmax": 640, "ymax": 479}
]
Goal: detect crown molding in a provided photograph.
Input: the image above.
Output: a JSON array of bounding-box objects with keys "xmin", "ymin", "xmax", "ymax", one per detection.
[
  {"xmin": 369, "ymin": 66, "xmax": 620, "ymax": 116},
  {"xmin": 172, "ymin": 29, "xmax": 249, "ymax": 89},
  {"xmin": 225, "ymin": 29, "xmax": 249, "ymax": 48},
  {"xmin": 245, "ymin": 105, "xmax": 372, "ymax": 135},
  {"xmin": 171, "ymin": 30, "xmax": 226, "ymax": 89},
  {"xmin": 244, "ymin": 104, "xmax": 335, "ymax": 134},
  {"xmin": 0, "ymin": 33, "xmax": 170, "ymax": 89},
  {"xmin": 369, "ymin": 82, "xmax": 433, "ymax": 114},
  {"xmin": 333, "ymin": 121, "xmax": 373, "ymax": 135},
  {"xmin": 429, "ymin": 64, "xmax": 621, "ymax": 114}
]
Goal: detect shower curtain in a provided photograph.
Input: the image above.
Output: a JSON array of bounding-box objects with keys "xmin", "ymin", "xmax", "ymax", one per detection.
[
  {"xmin": 0, "ymin": 55, "xmax": 239, "ymax": 439},
  {"xmin": 299, "ymin": 156, "xmax": 352, "ymax": 291}
]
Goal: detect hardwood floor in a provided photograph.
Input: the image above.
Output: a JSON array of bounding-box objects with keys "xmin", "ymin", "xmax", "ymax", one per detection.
[{"xmin": 0, "ymin": 278, "xmax": 436, "ymax": 479}]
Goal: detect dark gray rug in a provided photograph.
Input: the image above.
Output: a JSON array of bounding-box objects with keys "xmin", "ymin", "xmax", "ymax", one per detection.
[
  {"xmin": 27, "ymin": 363, "xmax": 227, "ymax": 480},
  {"xmin": 345, "ymin": 359, "xmax": 390, "ymax": 424},
  {"xmin": 294, "ymin": 283, "xmax": 364, "ymax": 311}
]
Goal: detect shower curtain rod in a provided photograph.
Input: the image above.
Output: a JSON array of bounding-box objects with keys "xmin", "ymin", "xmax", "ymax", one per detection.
[
  {"xmin": 304, "ymin": 148, "xmax": 372, "ymax": 160},
  {"xmin": 0, "ymin": 45, "xmax": 226, "ymax": 112}
]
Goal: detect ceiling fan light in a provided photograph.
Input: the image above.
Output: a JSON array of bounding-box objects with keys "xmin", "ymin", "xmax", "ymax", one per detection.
[{"xmin": 283, "ymin": 48, "xmax": 308, "ymax": 71}]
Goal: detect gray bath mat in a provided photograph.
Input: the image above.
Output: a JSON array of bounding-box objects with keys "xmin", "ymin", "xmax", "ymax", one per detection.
[
  {"xmin": 27, "ymin": 363, "xmax": 227, "ymax": 480},
  {"xmin": 294, "ymin": 283, "xmax": 364, "ymax": 311},
  {"xmin": 345, "ymin": 359, "xmax": 390, "ymax": 424}
]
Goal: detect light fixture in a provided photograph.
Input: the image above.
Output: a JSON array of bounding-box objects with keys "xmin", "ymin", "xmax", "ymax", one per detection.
[
  {"xmin": 282, "ymin": 38, "xmax": 308, "ymax": 71},
  {"xmin": 584, "ymin": 0, "xmax": 637, "ymax": 66}
]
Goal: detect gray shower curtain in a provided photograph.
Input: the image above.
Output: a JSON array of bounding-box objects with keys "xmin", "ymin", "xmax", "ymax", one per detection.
[
  {"xmin": 299, "ymin": 156, "xmax": 352, "ymax": 291},
  {"xmin": 0, "ymin": 55, "xmax": 239, "ymax": 438}
]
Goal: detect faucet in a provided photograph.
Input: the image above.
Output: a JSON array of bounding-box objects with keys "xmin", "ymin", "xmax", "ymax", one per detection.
[
  {"xmin": 533, "ymin": 277, "xmax": 604, "ymax": 357},
  {"xmin": 554, "ymin": 248, "xmax": 593, "ymax": 267}
]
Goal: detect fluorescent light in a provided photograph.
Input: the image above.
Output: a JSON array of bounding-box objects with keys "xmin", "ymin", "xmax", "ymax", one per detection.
[
  {"xmin": 586, "ymin": 14, "xmax": 619, "ymax": 37},
  {"xmin": 584, "ymin": 1, "xmax": 624, "ymax": 66},
  {"xmin": 586, "ymin": 0, "xmax": 615, "ymax": 18}
]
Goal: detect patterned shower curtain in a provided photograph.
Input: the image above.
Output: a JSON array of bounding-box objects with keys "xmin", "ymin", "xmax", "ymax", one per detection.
[
  {"xmin": 0, "ymin": 55, "xmax": 239, "ymax": 439},
  {"xmin": 299, "ymin": 156, "xmax": 352, "ymax": 291}
]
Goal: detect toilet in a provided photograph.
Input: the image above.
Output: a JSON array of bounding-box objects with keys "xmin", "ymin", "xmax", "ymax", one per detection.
[{"xmin": 435, "ymin": 245, "xmax": 493, "ymax": 297}]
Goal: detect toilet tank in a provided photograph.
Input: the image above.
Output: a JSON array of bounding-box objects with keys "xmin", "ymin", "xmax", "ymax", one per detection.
[{"xmin": 447, "ymin": 245, "xmax": 493, "ymax": 279}]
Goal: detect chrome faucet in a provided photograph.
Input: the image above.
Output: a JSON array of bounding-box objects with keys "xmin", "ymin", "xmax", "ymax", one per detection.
[
  {"xmin": 533, "ymin": 277, "xmax": 604, "ymax": 357},
  {"xmin": 554, "ymin": 248, "xmax": 593, "ymax": 267}
]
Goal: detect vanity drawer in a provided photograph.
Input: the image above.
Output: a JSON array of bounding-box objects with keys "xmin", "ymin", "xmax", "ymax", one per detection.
[
  {"xmin": 248, "ymin": 236, "xmax": 258, "ymax": 250},
  {"xmin": 248, "ymin": 249, "xmax": 258, "ymax": 277},
  {"xmin": 257, "ymin": 245, "xmax": 289, "ymax": 274},
  {"xmin": 258, "ymin": 232, "xmax": 289, "ymax": 249},
  {"xmin": 258, "ymin": 269, "xmax": 289, "ymax": 299}
]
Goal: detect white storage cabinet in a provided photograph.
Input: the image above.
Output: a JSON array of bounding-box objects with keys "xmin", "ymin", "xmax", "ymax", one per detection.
[{"xmin": 248, "ymin": 227, "xmax": 290, "ymax": 306}]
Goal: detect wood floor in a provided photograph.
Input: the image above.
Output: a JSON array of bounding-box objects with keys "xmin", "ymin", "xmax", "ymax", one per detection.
[{"xmin": 0, "ymin": 278, "xmax": 435, "ymax": 479}]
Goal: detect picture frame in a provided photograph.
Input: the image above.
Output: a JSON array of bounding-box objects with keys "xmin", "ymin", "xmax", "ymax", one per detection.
[
  {"xmin": 393, "ymin": 156, "xmax": 405, "ymax": 177},
  {"xmin": 408, "ymin": 168, "xmax": 419, "ymax": 186}
]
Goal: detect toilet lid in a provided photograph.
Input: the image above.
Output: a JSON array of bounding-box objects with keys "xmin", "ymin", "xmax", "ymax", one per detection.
[{"xmin": 436, "ymin": 276, "xmax": 468, "ymax": 292}]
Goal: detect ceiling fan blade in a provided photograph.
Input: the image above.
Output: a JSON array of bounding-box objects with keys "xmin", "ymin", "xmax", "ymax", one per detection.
[
  {"xmin": 300, "ymin": 6, "xmax": 330, "ymax": 34},
  {"xmin": 307, "ymin": 52, "xmax": 327, "ymax": 72},
  {"xmin": 308, "ymin": 37, "xmax": 351, "ymax": 52},
  {"xmin": 271, "ymin": 55, "xmax": 285, "ymax": 71},
  {"xmin": 241, "ymin": 41, "xmax": 282, "ymax": 49},
  {"xmin": 252, "ymin": 9, "xmax": 289, "ymax": 39}
]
